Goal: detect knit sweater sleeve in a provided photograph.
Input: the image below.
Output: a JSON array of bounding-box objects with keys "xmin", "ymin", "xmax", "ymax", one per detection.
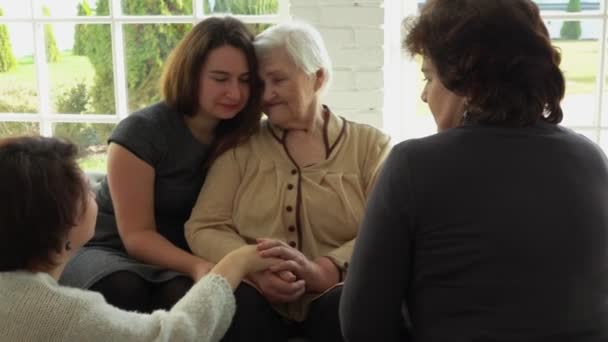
[{"xmin": 64, "ymin": 273, "xmax": 236, "ymax": 342}]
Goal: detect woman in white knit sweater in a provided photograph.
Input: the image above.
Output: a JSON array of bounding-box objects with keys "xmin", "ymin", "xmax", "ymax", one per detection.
[{"xmin": 0, "ymin": 136, "xmax": 281, "ymax": 342}]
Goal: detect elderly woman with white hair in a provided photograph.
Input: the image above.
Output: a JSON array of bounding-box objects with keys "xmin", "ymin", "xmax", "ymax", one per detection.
[{"xmin": 185, "ymin": 21, "xmax": 390, "ymax": 341}]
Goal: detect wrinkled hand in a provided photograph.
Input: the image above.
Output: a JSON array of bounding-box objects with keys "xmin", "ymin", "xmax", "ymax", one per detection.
[
  {"xmin": 249, "ymin": 270, "xmax": 306, "ymax": 304},
  {"xmin": 257, "ymin": 238, "xmax": 339, "ymax": 293}
]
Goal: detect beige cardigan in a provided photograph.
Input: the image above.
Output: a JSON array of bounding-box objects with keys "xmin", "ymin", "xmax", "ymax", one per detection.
[{"xmin": 185, "ymin": 109, "xmax": 390, "ymax": 321}]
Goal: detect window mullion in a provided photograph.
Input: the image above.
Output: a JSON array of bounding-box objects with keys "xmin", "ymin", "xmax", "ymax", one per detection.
[
  {"xmin": 194, "ymin": 0, "xmax": 204, "ymax": 20},
  {"xmin": 110, "ymin": 0, "xmax": 128, "ymax": 120},
  {"xmin": 31, "ymin": 0, "xmax": 51, "ymax": 136},
  {"xmin": 594, "ymin": 2, "xmax": 607, "ymax": 141}
]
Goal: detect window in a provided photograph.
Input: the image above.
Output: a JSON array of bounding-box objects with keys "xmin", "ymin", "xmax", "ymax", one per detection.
[
  {"xmin": 385, "ymin": 0, "xmax": 608, "ymax": 152},
  {"xmin": 0, "ymin": 0, "xmax": 288, "ymax": 171}
]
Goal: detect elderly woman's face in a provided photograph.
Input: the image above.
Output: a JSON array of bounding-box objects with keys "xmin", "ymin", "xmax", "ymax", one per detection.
[
  {"xmin": 258, "ymin": 48, "xmax": 321, "ymax": 128},
  {"xmin": 421, "ymin": 57, "xmax": 466, "ymax": 132}
]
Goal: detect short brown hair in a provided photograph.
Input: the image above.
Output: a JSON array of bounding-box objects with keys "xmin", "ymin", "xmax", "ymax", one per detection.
[
  {"xmin": 161, "ymin": 16, "xmax": 262, "ymax": 161},
  {"xmin": 403, "ymin": 0, "xmax": 565, "ymax": 127},
  {"xmin": 0, "ymin": 136, "xmax": 88, "ymax": 272}
]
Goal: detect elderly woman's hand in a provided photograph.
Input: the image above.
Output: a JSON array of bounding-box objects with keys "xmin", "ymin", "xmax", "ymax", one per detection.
[
  {"xmin": 247, "ymin": 270, "xmax": 306, "ymax": 303},
  {"xmin": 257, "ymin": 238, "xmax": 340, "ymax": 293}
]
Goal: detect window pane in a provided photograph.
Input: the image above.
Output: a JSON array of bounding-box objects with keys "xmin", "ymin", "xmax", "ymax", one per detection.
[
  {"xmin": 409, "ymin": 57, "xmax": 435, "ymax": 138},
  {"xmin": 204, "ymin": 0, "xmax": 278, "ymax": 15},
  {"xmin": 0, "ymin": 0, "xmax": 30, "ymax": 17},
  {"xmin": 0, "ymin": 122, "xmax": 39, "ymax": 137},
  {"xmin": 602, "ymin": 47, "xmax": 608, "ymax": 127},
  {"xmin": 246, "ymin": 22, "xmax": 272, "ymax": 35},
  {"xmin": 34, "ymin": 0, "xmax": 103, "ymax": 17},
  {"xmin": 53, "ymin": 122, "xmax": 114, "ymax": 172},
  {"xmin": 548, "ymin": 19, "xmax": 600, "ymax": 127},
  {"xmin": 72, "ymin": 23, "xmax": 115, "ymax": 114},
  {"xmin": 123, "ymin": 23, "xmax": 191, "ymax": 112},
  {"xmin": 123, "ymin": 0, "xmax": 193, "ymax": 15},
  {"xmin": 533, "ymin": 0, "xmax": 600, "ymax": 14},
  {"xmin": 46, "ymin": 23, "xmax": 102, "ymax": 114},
  {"xmin": 0, "ymin": 24, "xmax": 38, "ymax": 113}
]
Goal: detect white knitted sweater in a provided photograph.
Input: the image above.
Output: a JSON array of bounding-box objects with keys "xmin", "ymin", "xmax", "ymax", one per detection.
[{"xmin": 0, "ymin": 271, "xmax": 236, "ymax": 341}]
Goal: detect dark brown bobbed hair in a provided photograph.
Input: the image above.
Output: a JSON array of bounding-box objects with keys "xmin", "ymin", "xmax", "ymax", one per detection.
[
  {"xmin": 0, "ymin": 136, "xmax": 89, "ymax": 272},
  {"xmin": 403, "ymin": 0, "xmax": 565, "ymax": 127},
  {"xmin": 161, "ymin": 16, "xmax": 262, "ymax": 162}
]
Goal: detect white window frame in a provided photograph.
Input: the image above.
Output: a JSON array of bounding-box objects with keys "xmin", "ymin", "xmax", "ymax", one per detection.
[
  {"xmin": 0, "ymin": 0, "xmax": 290, "ymax": 136},
  {"xmin": 385, "ymin": 0, "xmax": 608, "ymax": 144}
]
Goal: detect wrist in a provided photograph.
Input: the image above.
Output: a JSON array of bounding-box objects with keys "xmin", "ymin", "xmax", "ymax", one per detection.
[
  {"xmin": 209, "ymin": 251, "xmax": 248, "ymax": 289},
  {"xmin": 190, "ymin": 259, "xmax": 213, "ymax": 281},
  {"xmin": 224, "ymin": 249, "xmax": 249, "ymax": 278},
  {"xmin": 308, "ymin": 257, "xmax": 340, "ymax": 293}
]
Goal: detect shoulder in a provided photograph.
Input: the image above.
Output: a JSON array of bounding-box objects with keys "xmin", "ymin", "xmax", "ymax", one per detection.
[
  {"xmin": 116, "ymin": 102, "xmax": 178, "ymax": 131},
  {"xmin": 342, "ymin": 116, "xmax": 391, "ymax": 149},
  {"xmin": 0, "ymin": 271, "xmax": 106, "ymax": 311},
  {"xmin": 392, "ymin": 125, "xmax": 472, "ymax": 156},
  {"xmin": 109, "ymin": 102, "xmax": 181, "ymax": 157},
  {"xmin": 552, "ymin": 124, "xmax": 608, "ymax": 162}
]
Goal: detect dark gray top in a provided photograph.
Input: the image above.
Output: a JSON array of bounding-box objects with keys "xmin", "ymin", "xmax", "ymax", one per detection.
[
  {"xmin": 341, "ymin": 120, "xmax": 608, "ymax": 341},
  {"xmin": 60, "ymin": 102, "xmax": 210, "ymax": 288},
  {"xmin": 91, "ymin": 102, "xmax": 210, "ymax": 250}
]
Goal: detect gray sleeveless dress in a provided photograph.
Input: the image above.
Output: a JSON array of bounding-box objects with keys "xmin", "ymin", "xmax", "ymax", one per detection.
[{"xmin": 60, "ymin": 102, "xmax": 210, "ymax": 288}]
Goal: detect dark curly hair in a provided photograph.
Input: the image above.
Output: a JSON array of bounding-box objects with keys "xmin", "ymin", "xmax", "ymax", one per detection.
[
  {"xmin": 0, "ymin": 136, "xmax": 89, "ymax": 272},
  {"xmin": 403, "ymin": 0, "xmax": 565, "ymax": 127}
]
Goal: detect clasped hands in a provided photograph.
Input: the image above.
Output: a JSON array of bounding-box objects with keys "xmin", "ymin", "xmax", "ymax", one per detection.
[{"xmin": 248, "ymin": 238, "xmax": 340, "ymax": 304}]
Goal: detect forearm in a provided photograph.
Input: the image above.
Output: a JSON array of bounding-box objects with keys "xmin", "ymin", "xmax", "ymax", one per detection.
[
  {"xmin": 123, "ymin": 230, "xmax": 207, "ymax": 276},
  {"xmin": 186, "ymin": 227, "xmax": 248, "ymax": 263},
  {"xmin": 80, "ymin": 273, "xmax": 236, "ymax": 342},
  {"xmin": 208, "ymin": 251, "xmax": 247, "ymax": 290}
]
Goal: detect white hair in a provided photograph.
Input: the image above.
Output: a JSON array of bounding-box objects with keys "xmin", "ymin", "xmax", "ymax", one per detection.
[{"xmin": 254, "ymin": 21, "xmax": 333, "ymax": 93}]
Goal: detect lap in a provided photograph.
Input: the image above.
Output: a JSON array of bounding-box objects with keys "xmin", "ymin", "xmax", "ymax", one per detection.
[
  {"xmin": 223, "ymin": 283, "xmax": 343, "ymax": 342},
  {"xmin": 59, "ymin": 246, "xmax": 185, "ymax": 289}
]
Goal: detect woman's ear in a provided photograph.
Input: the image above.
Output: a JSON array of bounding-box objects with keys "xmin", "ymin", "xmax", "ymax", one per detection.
[{"xmin": 313, "ymin": 68, "xmax": 326, "ymax": 92}]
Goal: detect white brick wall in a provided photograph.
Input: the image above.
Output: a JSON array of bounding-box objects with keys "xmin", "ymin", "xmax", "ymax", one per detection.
[{"xmin": 290, "ymin": 0, "xmax": 385, "ymax": 129}]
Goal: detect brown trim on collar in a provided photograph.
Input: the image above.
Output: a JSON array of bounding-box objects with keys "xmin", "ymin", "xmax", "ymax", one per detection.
[
  {"xmin": 268, "ymin": 105, "xmax": 347, "ymax": 161},
  {"xmin": 267, "ymin": 123, "xmax": 283, "ymax": 144},
  {"xmin": 327, "ymin": 117, "xmax": 347, "ymax": 158},
  {"xmin": 322, "ymin": 108, "xmax": 331, "ymax": 158}
]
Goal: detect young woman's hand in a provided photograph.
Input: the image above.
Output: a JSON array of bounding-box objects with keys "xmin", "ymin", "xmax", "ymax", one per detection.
[
  {"xmin": 209, "ymin": 245, "xmax": 283, "ymax": 290},
  {"xmin": 231, "ymin": 244, "xmax": 283, "ymax": 274}
]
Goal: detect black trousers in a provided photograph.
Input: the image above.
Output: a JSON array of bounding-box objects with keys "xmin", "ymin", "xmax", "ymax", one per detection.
[{"xmin": 221, "ymin": 283, "xmax": 344, "ymax": 342}]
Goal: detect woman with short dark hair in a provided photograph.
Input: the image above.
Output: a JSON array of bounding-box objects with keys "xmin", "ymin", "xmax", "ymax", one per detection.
[
  {"xmin": 0, "ymin": 136, "xmax": 280, "ymax": 341},
  {"xmin": 340, "ymin": 0, "xmax": 608, "ymax": 341}
]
